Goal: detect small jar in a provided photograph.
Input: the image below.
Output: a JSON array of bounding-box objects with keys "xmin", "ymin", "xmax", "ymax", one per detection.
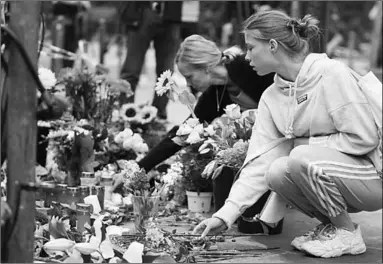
[
  {"xmin": 80, "ymin": 172, "xmax": 95, "ymax": 186},
  {"xmin": 91, "ymin": 186, "xmax": 105, "ymax": 210},
  {"xmin": 67, "ymin": 187, "xmax": 81, "ymax": 208},
  {"xmin": 100, "ymin": 177, "xmax": 113, "ymax": 201},
  {"xmin": 40, "ymin": 182, "xmax": 55, "ymax": 207},
  {"xmin": 56, "ymin": 184, "xmax": 68, "ymax": 204},
  {"xmin": 79, "ymin": 186, "xmax": 91, "ymax": 203},
  {"xmin": 76, "ymin": 203, "xmax": 92, "ymax": 233}
]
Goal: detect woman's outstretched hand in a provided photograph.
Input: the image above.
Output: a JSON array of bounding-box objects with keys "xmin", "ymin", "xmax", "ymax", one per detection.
[{"xmin": 192, "ymin": 217, "xmax": 228, "ymax": 238}]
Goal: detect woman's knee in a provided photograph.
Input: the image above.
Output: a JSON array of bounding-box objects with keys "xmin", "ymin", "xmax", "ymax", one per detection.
[
  {"xmin": 287, "ymin": 145, "xmax": 313, "ymax": 177},
  {"xmin": 265, "ymin": 156, "xmax": 289, "ymax": 190}
]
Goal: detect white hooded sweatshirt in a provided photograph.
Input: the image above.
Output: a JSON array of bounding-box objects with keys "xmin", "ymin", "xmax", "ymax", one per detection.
[{"xmin": 213, "ymin": 53, "xmax": 381, "ymax": 228}]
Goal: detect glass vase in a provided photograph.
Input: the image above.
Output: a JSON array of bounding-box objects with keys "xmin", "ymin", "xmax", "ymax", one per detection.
[{"xmin": 131, "ymin": 195, "xmax": 160, "ymax": 233}]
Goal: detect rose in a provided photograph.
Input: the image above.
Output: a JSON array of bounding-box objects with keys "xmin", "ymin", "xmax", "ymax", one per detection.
[
  {"xmin": 38, "ymin": 67, "xmax": 57, "ymax": 90},
  {"xmin": 176, "ymin": 124, "xmax": 193, "ymax": 136},
  {"xmin": 224, "ymin": 104, "xmax": 241, "ymax": 120},
  {"xmin": 204, "ymin": 125, "xmax": 216, "ymax": 137},
  {"xmin": 186, "ymin": 131, "xmax": 203, "ymax": 144},
  {"xmin": 192, "ymin": 124, "xmax": 204, "ymax": 135},
  {"xmin": 185, "ymin": 118, "xmax": 200, "ymax": 128}
]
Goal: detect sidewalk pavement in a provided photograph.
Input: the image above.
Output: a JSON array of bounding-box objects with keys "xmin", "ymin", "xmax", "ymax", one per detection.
[{"xmin": 210, "ymin": 208, "xmax": 382, "ymax": 263}]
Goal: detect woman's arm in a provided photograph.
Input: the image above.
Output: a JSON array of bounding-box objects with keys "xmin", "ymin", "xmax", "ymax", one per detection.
[{"xmin": 212, "ymin": 98, "xmax": 293, "ymax": 228}]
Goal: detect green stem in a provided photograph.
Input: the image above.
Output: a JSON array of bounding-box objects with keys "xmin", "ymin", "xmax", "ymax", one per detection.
[{"xmin": 96, "ymin": 250, "xmax": 106, "ymax": 262}]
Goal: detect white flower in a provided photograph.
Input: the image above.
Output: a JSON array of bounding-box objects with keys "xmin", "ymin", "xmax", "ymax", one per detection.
[
  {"xmin": 155, "ymin": 70, "xmax": 175, "ymax": 96},
  {"xmin": 176, "ymin": 124, "xmax": 193, "ymax": 136},
  {"xmin": 186, "ymin": 131, "xmax": 203, "ymax": 144},
  {"xmin": 120, "ymin": 103, "xmax": 139, "ymax": 122},
  {"xmin": 67, "ymin": 131, "xmax": 75, "ymax": 141},
  {"xmin": 122, "ymin": 137, "xmax": 134, "ymax": 150},
  {"xmin": 239, "ymin": 109, "xmax": 257, "ymax": 127},
  {"xmin": 118, "ymin": 160, "xmax": 140, "ymax": 175},
  {"xmin": 73, "ymin": 126, "xmax": 90, "ymax": 136},
  {"xmin": 77, "ymin": 119, "xmax": 89, "ymax": 127},
  {"xmin": 193, "ymin": 124, "xmax": 204, "ymax": 135},
  {"xmin": 47, "ymin": 130, "xmax": 68, "ymax": 139},
  {"xmin": 224, "ymin": 104, "xmax": 241, "ymax": 120},
  {"xmin": 122, "ymin": 128, "xmax": 134, "ymax": 139},
  {"xmin": 37, "ymin": 121, "xmax": 51, "ymax": 128},
  {"xmin": 131, "ymin": 133, "xmax": 144, "ymax": 143},
  {"xmin": 38, "ymin": 67, "xmax": 57, "ymax": 90},
  {"xmin": 185, "ymin": 118, "xmax": 200, "ymax": 128},
  {"xmin": 204, "ymin": 125, "xmax": 216, "ymax": 136},
  {"xmin": 170, "ymin": 162, "xmax": 183, "ymax": 174},
  {"xmin": 114, "ymin": 133, "xmax": 125, "ymax": 144},
  {"xmin": 133, "ymin": 142, "xmax": 149, "ymax": 153},
  {"xmin": 111, "ymin": 109, "xmax": 120, "ymax": 122}
]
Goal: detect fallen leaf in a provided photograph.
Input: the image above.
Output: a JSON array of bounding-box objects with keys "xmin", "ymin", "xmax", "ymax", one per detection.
[
  {"xmin": 74, "ymin": 243, "xmax": 99, "ymax": 255},
  {"xmin": 123, "ymin": 242, "xmax": 144, "ymax": 263},
  {"xmin": 99, "ymin": 240, "xmax": 115, "ymax": 259},
  {"xmin": 106, "ymin": 225, "xmax": 122, "ymax": 237},
  {"xmin": 109, "ymin": 257, "xmax": 122, "ymax": 263},
  {"xmin": 63, "ymin": 248, "xmax": 84, "ymax": 263}
]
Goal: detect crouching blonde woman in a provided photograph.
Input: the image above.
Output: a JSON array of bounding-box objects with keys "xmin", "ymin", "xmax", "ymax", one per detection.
[{"xmin": 193, "ymin": 10, "xmax": 382, "ymax": 258}]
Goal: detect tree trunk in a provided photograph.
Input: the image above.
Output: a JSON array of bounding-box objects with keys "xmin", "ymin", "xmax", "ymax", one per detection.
[{"xmin": 5, "ymin": 1, "xmax": 40, "ymax": 262}]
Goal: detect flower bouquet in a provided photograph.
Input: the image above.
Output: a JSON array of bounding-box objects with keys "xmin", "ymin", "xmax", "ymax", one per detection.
[
  {"xmin": 115, "ymin": 103, "xmax": 167, "ymax": 149},
  {"xmin": 56, "ymin": 66, "xmax": 133, "ymax": 126},
  {"xmin": 161, "ymin": 162, "xmax": 185, "ymax": 204},
  {"xmin": 120, "ymin": 162, "xmax": 165, "ymax": 233},
  {"xmin": 45, "ymin": 120, "xmax": 94, "ymax": 185},
  {"xmin": 200, "ymin": 105, "xmax": 256, "ymax": 178}
]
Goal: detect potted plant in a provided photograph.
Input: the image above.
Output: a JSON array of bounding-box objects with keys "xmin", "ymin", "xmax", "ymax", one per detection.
[{"xmin": 178, "ymin": 142, "xmax": 214, "ymax": 213}]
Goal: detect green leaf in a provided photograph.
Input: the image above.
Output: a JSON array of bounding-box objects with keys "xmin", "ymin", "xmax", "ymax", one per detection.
[
  {"xmin": 49, "ymin": 216, "xmax": 69, "ymax": 239},
  {"xmin": 178, "ymin": 90, "xmax": 196, "ymax": 106}
]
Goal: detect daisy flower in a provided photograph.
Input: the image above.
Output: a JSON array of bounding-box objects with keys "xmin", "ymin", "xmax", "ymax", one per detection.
[
  {"xmin": 155, "ymin": 70, "xmax": 175, "ymax": 96},
  {"xmin": 120, "ymin": 103, "xmax": 139, "ymax": 122}
]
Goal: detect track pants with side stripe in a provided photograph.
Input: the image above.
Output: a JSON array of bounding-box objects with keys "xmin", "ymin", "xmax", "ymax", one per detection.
[{"xmin": 265, "ymin": 145, "xmax": 382, "ymax": 222}]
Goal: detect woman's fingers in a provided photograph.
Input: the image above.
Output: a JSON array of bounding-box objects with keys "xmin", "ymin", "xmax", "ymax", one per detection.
[
  {"xmin": 192, "ymin": 218, "xmax": 227, "ymax": 239},
  {"xmin": 192, "ymin": 220, "xmax": 208, "ymax": 235}
]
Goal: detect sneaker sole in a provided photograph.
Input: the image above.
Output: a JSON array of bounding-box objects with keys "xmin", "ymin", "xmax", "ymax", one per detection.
[{"xmin": 301, "ymin": 243, "xmax": 366, "ymax": 258}]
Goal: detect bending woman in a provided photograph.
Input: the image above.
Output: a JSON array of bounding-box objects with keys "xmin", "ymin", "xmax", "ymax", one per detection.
[
  {"xmin": 193, "ymin": 11, "xmax": 382, "ymax": 258},
  {"xmin": 114, "ymin": 34, "xmax": 282, "ymax": 234}
]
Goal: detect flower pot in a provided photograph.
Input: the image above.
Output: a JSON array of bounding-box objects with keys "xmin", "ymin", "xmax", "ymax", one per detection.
[
  {"xmin": 186, "ymin": 191, "xmax": 213, "ymax": 213},
  {"xmin": 131, "ymin": 195, "xmax": 160, "ymax": 233}
]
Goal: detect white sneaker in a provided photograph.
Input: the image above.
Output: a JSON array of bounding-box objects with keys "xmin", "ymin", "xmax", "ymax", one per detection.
[
  {"xmin": 291, "ymin": 223, "xmax": 327, "ymax": 251},
  {"xmin": 300, "ymin": 224, "xmax": 366, "ymax": 258}
]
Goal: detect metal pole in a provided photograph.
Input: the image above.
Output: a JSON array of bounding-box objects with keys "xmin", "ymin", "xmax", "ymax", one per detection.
[
  {"xmin": 5, "ymin": 1, "xmax": 39, "ymax": 262},
  {"xmin": 290, "ymin": 1, "xmax": 300, "ymax": 18},
  {"xmin": 51, "ymin": 15, "xmax": 66, "ymax": 73},
  {"xmin": 370, "ymin": 1, "xmax": 382, "ymax": 69}
]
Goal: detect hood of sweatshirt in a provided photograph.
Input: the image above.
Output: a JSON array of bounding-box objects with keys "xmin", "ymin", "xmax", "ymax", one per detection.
[{"xmin": 273, "ymin": 53, "xmax": 330, "ymax": 138}]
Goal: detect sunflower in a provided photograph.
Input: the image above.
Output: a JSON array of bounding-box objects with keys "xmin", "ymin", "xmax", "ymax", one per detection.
[
  {"xmin": 136, "ymin": 106, "xmax": 158, "ymax": 124},
  {"xmin": 120, "ymin": 103, "xmax": 139, "ymax": 122},
  {"xmin": 155, "ymin": 70, "xmax": 175, "ymax": 96}
]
